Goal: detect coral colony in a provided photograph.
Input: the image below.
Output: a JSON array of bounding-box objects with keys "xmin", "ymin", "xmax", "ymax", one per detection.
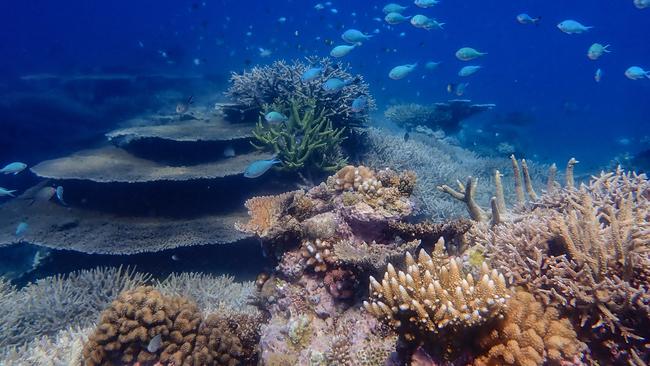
[{"xmin": 0, "ymin": 57, "xmax": 648, "ymax": 366}]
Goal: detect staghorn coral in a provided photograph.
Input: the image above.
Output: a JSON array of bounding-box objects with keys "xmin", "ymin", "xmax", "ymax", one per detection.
[
  {"xmin": 252, "ymin": 98, "xmax": 348, "ymax": 172},
  {"xmin": 474, "ymin": 290, "xmax": 584, "ymax": 366},
  {"xmin": 364, "ymin": 237, "xmax": 510, "ymax": 343},
  {"xmin": 473, "ymin": 168, "xmax": 650, "ymax": 364},
  {"xmin": 226, "ymin": 57, "xmax": 374, "ymax": 128},
  {"xmin": 0, "ymin": 326, "xmax": 90, "ymax": 366},
  {"xmin": 234, "ymin": 190, "xmax": 301, "ymax": 239},
  {"xmin": 0, "ymin": 266, "xmax": 149, "ymax": 351}
]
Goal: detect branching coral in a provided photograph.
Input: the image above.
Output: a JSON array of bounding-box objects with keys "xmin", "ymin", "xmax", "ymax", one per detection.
[
  {"xmin": 252, "ymin": 98, "xmax": 348, "ymax": 172},
  {"xmin": 475, "ymin": 290, "xmax": 584, "ymax": 366},
  {"xmin": 226, "ymin": 57, "xmax": 374, "ymax": 127},
  {"xmin": 364, "ymin": 237, "xmax": 510, "ymax": 342},
  {"xmin": 473, "ymin": 168, "xmax": 650, "ymax": 364}
]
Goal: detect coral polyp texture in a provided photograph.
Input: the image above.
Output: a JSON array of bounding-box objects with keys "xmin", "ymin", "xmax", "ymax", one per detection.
[
  {"xmin": 471, "ymin": 168, "xmax": 650, "ymax": 364},
  {"xmin": 364, "ymin": 237, "xmax": 510, "ymax": 341},
  {"xmin": 475, "ymin": 290, "xmax": 584, "ymax": 366},
  {"xmin": 82, "ymin": 286, "xmax": 253, "ymax": 366},
  {"xmin": 226, "ymin": 57, "xmax": 374, "ymax": 127}
]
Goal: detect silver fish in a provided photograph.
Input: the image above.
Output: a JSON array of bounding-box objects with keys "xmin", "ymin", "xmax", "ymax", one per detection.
[{"xmin": 147, "ymin": 334, "xmax": 162, "ymax": 353}]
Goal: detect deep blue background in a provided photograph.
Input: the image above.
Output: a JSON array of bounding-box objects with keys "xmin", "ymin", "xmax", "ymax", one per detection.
[{"xmin": 1, "ymin": 0, "xmax": 649, "ymax": 168}]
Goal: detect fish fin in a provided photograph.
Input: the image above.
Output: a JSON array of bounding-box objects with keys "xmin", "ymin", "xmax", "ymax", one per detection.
[
  {"xmin": 8, "ymin": 190, "xmax": 15, "ymax": 197},
  {"xmin": 438, "ymin": 23, "xmax": 445, "ymax": 29}
]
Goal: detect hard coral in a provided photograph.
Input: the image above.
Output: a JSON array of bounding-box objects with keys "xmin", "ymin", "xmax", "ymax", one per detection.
[
  {"xmin": 235, "ymin": 190, "xmax": 300, "ymax": 239},
  {"xmin": 226, "ymin": 57, "xmax": 374, "ymax": 127},
  {"xmin": 475, "ymin": 290, "xmax": 584, "ymax": 366},
  {"xmin": 364, "ymin": 237, "xmax": 510, "ymax": 341}
]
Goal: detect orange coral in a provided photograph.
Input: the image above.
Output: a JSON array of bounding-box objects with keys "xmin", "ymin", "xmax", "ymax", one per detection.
[
  {"xmin": 235, "ymin": 191, "xmax": 299, "ymax": 238},
  {"xmin": 475, "ymin": 290, "xmax": 584, "ymax": 366}
]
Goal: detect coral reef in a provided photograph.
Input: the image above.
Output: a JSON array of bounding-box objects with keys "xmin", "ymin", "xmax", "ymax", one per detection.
[
  {"xmin": 0, "ymin": 266, "xmax": 149, "ymax": 350},
  {"xmin": 234, "ymin": 190, "xmax": 301, "ymax": 240},
  {"xmin": 82, "ymin": 286, "xmax": 257, "ymax": 366},
  {"xmin": 360, "ymin": 128, "xmax": 548, "ymax": 220},
  {"xmin": 226, "ymin": 57, "xmax": 374, "ymax": 127},
  {"xmin": 252, "ymin": 98, "xmax": 348, "ymax": 172},
  {"xmin": 475, "ymin": 290, "xmax": 584, "ymax": 366},
  {"xmin": 364, "ymin": 237, "xmax": 510, "ymax": 347},
  {"xmin": 471, "ymin": 168, "xmax": 650, "ymax": 364},
  {"xmin": 0, "ymin": 326, "xmax": 91, "ymax": 366},
  {"xmin": 384, "ymin": 100, "xmax": 495, "ymax": 133}
]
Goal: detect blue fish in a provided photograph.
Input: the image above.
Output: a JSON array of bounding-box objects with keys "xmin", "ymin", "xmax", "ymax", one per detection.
[
  {"xmin": 244, "ymin": 158, "xmax": 281, "ymax": 178},
  {"xmin": 1, "ymin": 162, "xmax": 27, "ymax": 175},
  {"xmin": 351, "ymin": 97, "xmax": 368, "ymax": 113},
  {"xmin": 56, "ymin": 186, "xmax": 67, "ymax": 205},
  {"xmin": 265, "ymin": 111, "xmax": 288, "ymax": 124},
  {"xmin": 301, "ymin": 67, "xmax": 323, "ymax": 82},
  {"xmin": 322, "ymin": 78, "xmax": 354, "ymax": 93},
  {"xmin": 15, "ymin": 222, "xmax": 28, "ymax": 236}
]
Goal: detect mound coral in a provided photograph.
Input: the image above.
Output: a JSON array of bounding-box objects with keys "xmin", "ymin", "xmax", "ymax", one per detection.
[
  {"xmin": 252, "ymin": 98, "xmax": 348, "ymax": 172},
  {"xmin": 475, "ymin": 290, "xmax": 584, "ymax": 366},
  {"xmin": 82, "ymin": 286, "xmax": 255, "ymax": 366},
  {"xmin": 472, "ymin": 168, "xmax": 650, "ymax": 364},
  {"xmin": 364, "ymin": 237, "xmax": 510, "ymax": 342},
  {"xmin": 227, "ymin": 57, "xmax": 374, "ymax": 128}
]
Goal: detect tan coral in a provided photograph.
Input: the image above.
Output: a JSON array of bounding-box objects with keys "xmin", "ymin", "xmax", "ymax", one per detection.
[
  {"xmin": 329, "ymin": 165, "xmax": 377, "ymax": 193},
  {"xmin": 474, "ymin": 290, "xmax": 584, "ymax": 366},
  {"xmin": 363, "ymin": 237, "xmax": 510, "ymax": 339},
  {"xmin": 235, "ymin": 191, "xmax": 300, "ymax": 238},
  {"xmin": 300, "ymin": 238, "xmax": 336, "ymax": 272}
]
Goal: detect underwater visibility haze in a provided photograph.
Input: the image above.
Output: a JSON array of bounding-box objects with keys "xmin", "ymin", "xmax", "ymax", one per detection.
[{"xmin": 0, "ymin": 0, "xmax": 649, "ymax": 365}]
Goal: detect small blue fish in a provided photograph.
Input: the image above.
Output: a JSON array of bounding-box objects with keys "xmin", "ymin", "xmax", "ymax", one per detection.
[
  {"xmin": 56, "ymin": 186, "xmax": 67, "ymax": 205},
  {"xmin": 301, "ymin": 67, "xmax": 323, "ymax": 82},
  {"xmin": 265, "ymin": 111, "xmax": 288, "ymax": 124},
  {"xmin": 1, "ymin": 162, "xmax": 27, "ymax": 175},
  {"xmin": 516, "ymin": 13, "xmax": 541, "ymax": 25},
  {"xmin": 244, "ymin": 158, "xmax": 281, "ymax": 178},
  {"xmin": 322, "ymin": 78, "xmax": 354, "ymax": 93},
  {"xmin": 351, "ymin": 97, "xmax": 368, "ymax": 113},
  {"xmin": 15, "ymin": 222, "xmax": 28, "ymax": 236}
]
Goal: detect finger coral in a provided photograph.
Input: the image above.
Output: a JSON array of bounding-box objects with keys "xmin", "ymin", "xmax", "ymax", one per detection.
[
  {"xmin": 475, "ymin": 290, "xmax": 584, "ymax": 366},
  {"xmin": 364, "ymin": 237, "xmax": 510, "ymax": 341}
]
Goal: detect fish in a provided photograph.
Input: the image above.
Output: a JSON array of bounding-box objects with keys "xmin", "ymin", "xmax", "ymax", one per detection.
[
  {"xmin": 410, "ymin": 15, "xmax": 444, "ymax": 30},
  {"xmin": 176, "ymin": 96, "xmax": 194, "ymax": 114},
  {"xmin": 277, "ymin": 17, "xmax": 287, "ymax": 23},
  {"xmin": 447, "ymin": 82, "xmax": 469, "ymax": 96},
  {"xmin": 258, "ymin": 47, "xmax": 272, "ymax": 57},
  {"xmin": 0, "ymin": 162, "xmax": 27, "ymax": 175},
  {"xmin": 389, "ymin": 63, "xmax": 418, "ymax": 80},
  {"xmin": 383, "ymin": 3, "xmax": 408, "ymax": 13},
  {"xmin": 314, "ymin": 3, "xmax": 325, "ymax": 10},
  {"xmin": 223, "ymin": 146, "xmax": 236, "ymax": 158},
  {"xmin": 172, "ymin": 254, "xmax": 180, "ymax": 261},
  {"xmin": 587, "ymin": 43, "xmax": 611, "ymax": 60},
  {"xmin": 34, "ymin": 186, "xmax": 56, "ymax": 203},
  {"xmin": 635, "ymin": 0, "xmax": 650, "ymax": 8},
  {"xmin": 351, "ymin": 97, "xmax": 368, "ymax": 113},
  {"xmin": 625, "ymin": 66, "xmax": 650, "ymax": 80},
  {"xmin": 594, "ymin": 68, "xmax": 603, "ymax": 83},
  {"xmin": 385, "ymin": 12, "xmax": 412, "ymax": 24},
  {"xmin": 302, "ymin": 67, "xmax": 323, "ymax": 82},
  {"xmin": 341, "ymin": 29, "xmax": 372, "ymax": 44},
  {"xmin": 0, "ymin": 187, "xmax": 16, "ymax": 197},
  {"xmin": 425, "ymin": 61, "xmax": 441, "ymax": 70},
  {"xmin": 455, "ymin": 47, "xmax": 487, "ymax": 61},
  {"xmin": 322, "ymin": 77, "xmax": 356, "ymax": 93},
  {"xmin": 557, "ymin": 20, "xmax": 593, "ymax": 34},
  {"xmin": 516, "ymin": 13, "xmax": 541, "ymax": 25},
  {"xmin": 458, "ymin": 65, "xmax": 482, "ymax": 77},
  {"xmin": 330, "ymin": 44, "xmax": 356, "ymax": 58},
  {"xmin": 15, "ymin": 222, "xmax": 28, "ymax": 236},
  {"xmin": 403, "ymin": 132, "xmax": 410, "ymax": 141},
  {"xmin": 414, "ymin": 0, "xmax": 439, "ymax": 7},
  {"xmin": 56, "ymin": 186, "xmax": 66, "ymax": 205},
  {"xmin": 265, "ymin": 111, "xmax": 288, "ymax": 124},
  {"xmin": 244, "ymin": 158, "xmax": 281, "ymax": 178},
  {"xmin": 147, "ymin": 334, "xmax": 162, "ymax": 353}
]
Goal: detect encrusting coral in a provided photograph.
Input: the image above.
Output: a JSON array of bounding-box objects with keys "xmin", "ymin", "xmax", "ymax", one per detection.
[
  {"xmin": 471, "ymin": 168, "xmax": 650, "ymax": 364},
  {"xmin": 252, "ymin": 98, "xmax": 348, "ymax": 172},
  {"xmin": 364, "ymin": 237, "xmax": 510, "ymax": 350},
  {"xmin": 82, "ymin": 286, "xmax": 256, "ymax": 366},
  {"xmin": 474, "ymin": 290, "xmax": 584, "ymax": 366}
]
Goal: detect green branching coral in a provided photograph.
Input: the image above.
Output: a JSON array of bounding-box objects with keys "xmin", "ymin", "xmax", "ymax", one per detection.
[{"xmin": 252, "ymin": 99, "xmax": 348, "ymax": 172}]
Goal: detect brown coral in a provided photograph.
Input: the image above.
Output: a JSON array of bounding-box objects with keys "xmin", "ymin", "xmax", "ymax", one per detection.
[
  {"xmin": 300, "ymin": 238, "xmax": 337, "ymax": 272},
  {"xmin": 474, "ymin": 290, "xmax": 584, "ymax": 366},
  {"xmin": 364, "ymin": 237, "xmax": 510, "ymax": 341}
]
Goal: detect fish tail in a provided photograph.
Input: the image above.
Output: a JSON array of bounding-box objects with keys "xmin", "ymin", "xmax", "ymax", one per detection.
[
  {"xmin": 8, "ymin": 190, "xmax": 15, "ymax": 197},
  {"xmin": 438, "ymin": 22, "xmax": 445, "ymax": 29},
  {"xmin": 533, "ymin": 16, "xmax": 541, "ymax": 25},
  {"xmin": 646, "ymin": 72, "xmax": 650, "ymax": 79}
]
